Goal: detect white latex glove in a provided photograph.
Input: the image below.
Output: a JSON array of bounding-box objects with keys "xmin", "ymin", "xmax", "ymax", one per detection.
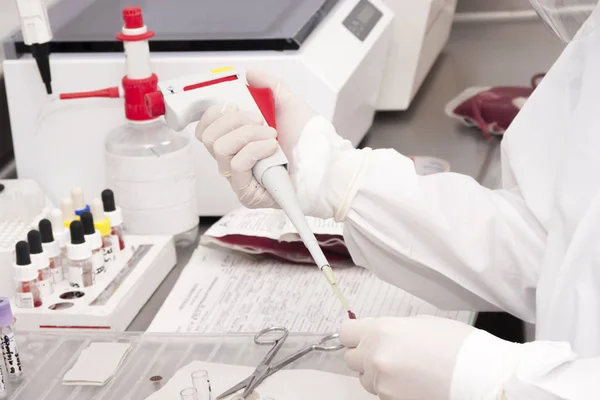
[
  {"xmin": 339, "ymin": 316, "xmax": 477, "ymax": 400},
  {"xmin": 195, "ymin": 70, "xmax": 370, "ymax": 220}
]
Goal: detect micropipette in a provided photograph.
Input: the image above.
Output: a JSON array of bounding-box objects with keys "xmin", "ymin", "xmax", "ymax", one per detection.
[
  {"xmin": 14, "ymin": 0, "xmax": 53, "ymax": 94},
  {"xmin": 144, "ymin": 68, "xmax": 356, "ymax": 318}
]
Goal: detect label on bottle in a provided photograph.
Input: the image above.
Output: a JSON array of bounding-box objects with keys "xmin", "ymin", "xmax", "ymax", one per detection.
[
  {"xmin": 1, "ymin": 332, "xmax": 22, "ymax": 377},
  {"xmin": 102, "ymin": 241, "xmax": 115, "ymax": 266},
  {"xmin": 69, "ymin": 267, "xmax": 84, "ymax": 288},
  {"xmin": 110, "ymin": 234, "xmax": 120, "ymax": 255},
  {"xmin": 50, "ymin": 257, "xmax": 64, "ymax": 283},
  {"xmin": 15, "ymin": 292, "xmax": 34, "ymax": 309},
  {"xmin": 92, "ymin": 250, "xmax": 105, "ymax": 276},
  {"xmin": 52, "ymin": 266, "xmax": 64, "ymax": 283},
  {"xmin": 38, "ymin": 278, "xmax": 54, "ymax": 297}
]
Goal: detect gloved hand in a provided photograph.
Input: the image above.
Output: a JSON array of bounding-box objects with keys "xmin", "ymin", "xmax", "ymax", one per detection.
[
  {"xmin": 339, "ymin": 316, "xmax": 477, "ymax": 400},
  {"xmin": 195, "ymin": 70, "xmax": 370, "ymax": 220}
]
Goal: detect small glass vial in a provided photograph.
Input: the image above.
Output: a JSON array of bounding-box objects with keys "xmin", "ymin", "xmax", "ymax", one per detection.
[
  {"xmin": 39, "ymin": 218, "xmax": 64, "ymax": 283},
  {"xmin": 191, "ymin": 370, "xmax": 212, "ymax": 400},
  {"xmin": 101, "ymin": 189, "xmax": 125, "ymax": 252},
  {"xmin": 13, "ymin": 241, "xmax": 42, "ymax": 308},
  {"xmin": 81, "ymin": 212, "xmax": 106, "ymax": 277},
  {"xmin": 27, "ymin": 230, "xmax": 55, "ymax": 298},
  {"xmin": 50, "ymin": 208, "xmax": 71, "ymax": 279},
  {"xmin": 180, "ymin": 387, "xmax": 198, "ymax": 400},
  {"xmin": 0, "ymin": 298, "xmax": 22, "ymax": 379},
  {"xmin": 91, "ymin": 198, "xmax": 116, "ymax": 267},
  {"xmin": 67, "ymin": 221, "xmax": 95, "ymax": 288}
]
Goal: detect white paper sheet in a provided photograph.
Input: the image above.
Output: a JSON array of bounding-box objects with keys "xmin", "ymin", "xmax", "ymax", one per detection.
[
  {"xmin": 148, "ymin": 246, "xmax": 474, "ymax": 334},
  {"xmin": 145, "ymin": 361, "xmax": 377, "ymax": 400},
  {"xmin": 63, "ymin": 342, "xmax": 132, "ymax": 385},
  {"xmin": 203, "ymin": 208, "xmax": 344, "ymax": 241},
  {"xmin": 280, "ymin": 215, "xmax": 344, "ymax": 243},
  {"xmin": 203, "ymin": 208, "xmax": 288, "ymax": 241}
]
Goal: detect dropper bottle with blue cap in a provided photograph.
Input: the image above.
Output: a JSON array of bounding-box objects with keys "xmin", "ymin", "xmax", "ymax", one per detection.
[{"xmin": 71, "ymin": 187, "xmax": 90, "ymax": 216}]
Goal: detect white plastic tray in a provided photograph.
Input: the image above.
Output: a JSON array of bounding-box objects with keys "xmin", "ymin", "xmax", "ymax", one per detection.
[{"xmin": 2, "ymin": 330, "xmax": 351, "ymax": 400}]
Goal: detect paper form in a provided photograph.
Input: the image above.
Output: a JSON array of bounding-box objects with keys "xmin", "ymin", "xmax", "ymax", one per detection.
[
  {"xmin": 204, "ymin": 207, "xmax": 344, "ymax": 241},
  {"xmin": 280, "ymin": 214, "xmax": 344, "ymax": 243},
  {"xmin": 148, "ymin": 246, "xmax": 474, "ymax": 334},
  {"xmin": 203, "ymin": 208, "xmax": 288, "ymax": 240}
]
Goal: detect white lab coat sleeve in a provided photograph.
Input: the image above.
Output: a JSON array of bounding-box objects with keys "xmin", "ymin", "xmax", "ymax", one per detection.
[
  {"xmin": 451, "ymin": 329, "xmax": 599, "ymax": 399},
  {"xmin": 342, "ymin": 149, "xmax": 545, "ymax": 321}
]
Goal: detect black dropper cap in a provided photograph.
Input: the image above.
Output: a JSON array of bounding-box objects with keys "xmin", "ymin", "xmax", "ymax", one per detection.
[
  {"xmin": 39, "ymin": 219, "xmax": 55, "ymax": 244},
  {"xmin": 70, "ymin": 221, "xmax": 86, "ymax": 245},
  {"xmin": 27, "ymin": 230, "xmax": 43, "ymax": 255},
  {"xmin": 15, "ymin": 241, "xmax": 31, "ymax": 266},
  {"xmin": 80, "ymin": 212, "xmax": 95, "ymax": 236},
  {"xmin": 101, "ymin": 189, "xmax": 116, "ymax": 212}
]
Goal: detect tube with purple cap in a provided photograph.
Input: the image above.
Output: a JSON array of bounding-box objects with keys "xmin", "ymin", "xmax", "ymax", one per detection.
[{"xmin": 0, "ymin": 298, "xmax": 22, "ymax": 380}]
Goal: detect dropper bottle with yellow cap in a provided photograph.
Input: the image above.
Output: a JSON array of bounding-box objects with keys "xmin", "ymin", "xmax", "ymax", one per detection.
[{"xmin": 91, "ymin": 198, "xmax": 115, "ymax": 267}]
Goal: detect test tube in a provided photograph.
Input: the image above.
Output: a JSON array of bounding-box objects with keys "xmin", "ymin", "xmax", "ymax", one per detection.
[
  {"xmin": 0, "ymin": 366, "xmax": 5, "ymax": 398},
  {"xmin": 191, "ymin": 370, "xmax": 211, "ymax": 400},
  {"xmin": 0, "ymin": 298, "xmax": 23, "ymax": 379},
  {"xmin": 180, "ymin": 387, "xmax": 198, "ymax": 400}
]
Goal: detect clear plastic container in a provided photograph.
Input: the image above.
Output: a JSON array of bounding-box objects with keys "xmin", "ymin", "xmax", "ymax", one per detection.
[
  {"xmin": 105, "ymin": 119, "xmax": 199, "ymax": 248},
  {"xmin": 2, "ymin": 331, "xmax": 353, "ymax": 400}
]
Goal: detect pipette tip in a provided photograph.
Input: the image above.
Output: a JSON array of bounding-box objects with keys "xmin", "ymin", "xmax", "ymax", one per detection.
[{"xmin": 348, "ymin": 310, "xmax": 357, "ymax": 320}]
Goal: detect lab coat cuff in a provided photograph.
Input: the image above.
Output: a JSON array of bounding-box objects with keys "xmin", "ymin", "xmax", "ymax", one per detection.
[
  {"xmin": 450, "ymin": 329, "xmax": 525, "ymax": 400},
  {"xmin": 295, "ymin": 115, "xmax": 369, "ymax": 220},
  {"xmin": 330, "ymin": 147, "xmax": 372, "ymax": 222}
]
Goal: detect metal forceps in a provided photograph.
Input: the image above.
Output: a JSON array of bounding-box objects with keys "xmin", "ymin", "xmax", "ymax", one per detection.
[{"xmin": 217, "ymin": 327, "xmax": 345, "ymax": 399}]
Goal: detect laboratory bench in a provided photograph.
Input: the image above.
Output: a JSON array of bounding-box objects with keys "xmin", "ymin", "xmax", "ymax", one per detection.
[{"xmin": 128, "ymin": 17, "xmax": 565, "ymax": 341}]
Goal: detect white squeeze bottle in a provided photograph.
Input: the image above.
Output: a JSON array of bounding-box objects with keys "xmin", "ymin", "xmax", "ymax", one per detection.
[{"xmin": 104, "ymin": 7, "xmax": 198, "ymax": 247}]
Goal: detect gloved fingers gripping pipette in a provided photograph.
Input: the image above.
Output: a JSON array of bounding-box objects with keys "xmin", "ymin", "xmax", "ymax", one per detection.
[{"xmin": 144, "ymin": 68, "xmax": 356, "ymax": 319}]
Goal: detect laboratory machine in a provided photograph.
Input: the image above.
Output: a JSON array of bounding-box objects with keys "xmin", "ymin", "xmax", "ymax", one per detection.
[{"xmin": 2, "ymin": 0, "xmax": 456, "ymax": 216}]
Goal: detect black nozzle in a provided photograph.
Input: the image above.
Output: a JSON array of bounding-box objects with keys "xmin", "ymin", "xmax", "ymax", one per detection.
[
  {"xmin": 15, "ymin": 241, "xmax": 31, "ymax": 266},
  {"xmin": 80, "ymin": 212, "xmax": 95, "ymax": 235},
  {"xmin": 69, "ymin": 221, "xmax": 86, "ymax": 245},
  {"xmin": 27, "ymin": 230, "xmax": 43, "ymax": 255},
  {"xmin": 30, "ymin": 43, "xmax": 52, "ymax": 95},
  {"xmin": 39, "ymin": 219, "xmax": 55, "ymax": 243},
  {"xmin": 101, "ymin": 189, "xmax": 116, "ymax": 212}
]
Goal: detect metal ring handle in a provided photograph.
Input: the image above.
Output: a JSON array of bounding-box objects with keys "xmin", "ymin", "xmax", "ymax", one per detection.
[
  {"xmin": 254, "ymin": 327, "xmax": 289, "ymax": 345},
  {"xmin": 314, "ymin": 333, "xmax": 345, "ymax": 351}
]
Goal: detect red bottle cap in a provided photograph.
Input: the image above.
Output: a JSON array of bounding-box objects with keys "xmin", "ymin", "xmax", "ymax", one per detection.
[
  {"xmin": 122, "ymin": 74, "xmax": 159, "ymax": 121},
  {"xmin": 122, "ymin": 7, "xmax": 144, "ymax": 29}
]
